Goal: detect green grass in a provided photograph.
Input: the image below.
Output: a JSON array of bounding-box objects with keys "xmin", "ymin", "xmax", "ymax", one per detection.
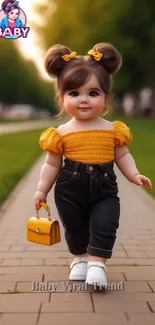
[
  {"xmin": 0, "ymin": 128, "xmax": 46, "ymax": 206},
  {"xmin": 109, "ymin": 115, "xmax": 155, "ymax": 197},
  {"xmin": 7, "ymin": 289, "xmax": 21, "ymax": 294}
]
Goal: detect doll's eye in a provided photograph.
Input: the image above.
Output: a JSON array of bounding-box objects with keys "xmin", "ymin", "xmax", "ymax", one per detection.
[
  {"xmin": 69, "ymin": 91, "xmax": 79, "ymax": 97},
  {"xmin": 10, "ymin": 11, "xmax": 17, "ymax": 15},
  {"xmin": 90, "ymin": 91, "xmax": 99, "ymax": 97}
]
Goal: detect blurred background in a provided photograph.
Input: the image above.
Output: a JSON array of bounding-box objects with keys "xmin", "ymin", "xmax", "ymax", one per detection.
[
  {"xmin": 0, "ymin": 0, "xmax": 155, "ymax": 120},
  {"xmin": 0, "ymin": 0, "xmax": 155, "ymax": 206}
]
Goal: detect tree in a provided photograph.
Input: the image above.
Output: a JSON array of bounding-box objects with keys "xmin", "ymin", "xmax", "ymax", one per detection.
[
  {"xmin": 33, "ymin": 0, "xmax": 155, "ymax": 105},
  {"xmin": 0, "ymin": 38, "xmax": 55, "ymax": 112}
]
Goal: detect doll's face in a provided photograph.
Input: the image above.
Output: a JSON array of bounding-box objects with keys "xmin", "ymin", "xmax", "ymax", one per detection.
[
  {"xmin": 8, "ymin": 9, "xmax": 19, "ymax": 20},
  {"xmin": 63, "ymin": 74, "xmax": 106, "ymax": 120}
]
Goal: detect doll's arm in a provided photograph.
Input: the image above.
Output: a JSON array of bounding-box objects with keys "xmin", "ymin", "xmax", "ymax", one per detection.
[
  {"xmin": 36, "ymin": 151, "xmax": 63, "ymax": 195},
  {"xmin": 114, "ymin": 146, "xmax": 139, "ymax": 182}
]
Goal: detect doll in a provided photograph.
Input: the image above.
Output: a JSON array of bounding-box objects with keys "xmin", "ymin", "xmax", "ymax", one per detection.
[{"xmin": 34, "ymin": 43, "xmax": 152, "ymax": 286}]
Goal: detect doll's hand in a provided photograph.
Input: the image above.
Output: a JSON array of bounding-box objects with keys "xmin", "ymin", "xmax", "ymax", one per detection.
[
  {"xmin": 132, "ymin": 174, "xmax": 152, "ymax": 190},
  {"xmin": 34, "ymin": 190, "xmax": 47, "ymax": 211}
]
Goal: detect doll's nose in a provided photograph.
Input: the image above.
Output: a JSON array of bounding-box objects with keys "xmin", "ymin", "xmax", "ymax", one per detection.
[{"xmin": 80, "ymin": 96, "xmax": 88, "ymax": 103}]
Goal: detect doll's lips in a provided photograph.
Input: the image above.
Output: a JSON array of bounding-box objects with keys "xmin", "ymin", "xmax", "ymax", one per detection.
[{"xmin": 78, "ymin": 107, "xmax": 90, "ymax": 111}]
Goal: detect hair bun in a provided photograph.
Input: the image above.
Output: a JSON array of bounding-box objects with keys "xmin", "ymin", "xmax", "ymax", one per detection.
[
  {"xmin": 93, "ymin": 43, "xmax": 122, "ymax": 74},
  {"xmin": 2, "ymin": 0, "xmax": 15, "ymax": 11},
  {"xmin": 44, "ymin": 44, "xmax": 72, "ymax": 78}
]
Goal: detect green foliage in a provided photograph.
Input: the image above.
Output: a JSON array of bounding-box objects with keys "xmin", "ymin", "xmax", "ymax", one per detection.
[
  {"xmin": 33, "ymin": 0, "xmax": 155, "ymax": 96},
  {"xmin": 0, "ymin": 39, "xmax": 22, "ymax": 104},
  {"xmin": 0, "ymin": 39, "xmax": 55, "ymax": 112}
]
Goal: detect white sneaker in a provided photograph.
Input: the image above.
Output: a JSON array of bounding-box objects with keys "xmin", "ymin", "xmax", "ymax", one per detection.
[
  {"xmin": 85, "ymin": 261, "xmax": 108, "ymax": 287},
  {"xmin": 69, "ymin": 257, "xmax": 88, "ymax": 281}
]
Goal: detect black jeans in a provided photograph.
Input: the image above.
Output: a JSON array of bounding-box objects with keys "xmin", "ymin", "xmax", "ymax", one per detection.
[{"xmin": 54, "ymin": 158, "xmax": 120, "ymax": 258}]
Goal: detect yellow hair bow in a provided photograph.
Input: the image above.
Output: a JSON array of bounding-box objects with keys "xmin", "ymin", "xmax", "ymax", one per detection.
[
  {"xmin": 62, "ymin": 51, "xmax": 77, "ymax": 62},
  {"xmin": 88, "ymin": 49, "xmax": 103, "ymax": 61}
]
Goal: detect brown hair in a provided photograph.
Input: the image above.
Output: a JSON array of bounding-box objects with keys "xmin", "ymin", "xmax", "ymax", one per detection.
[
  {"xmin": 2, "ymin": 0, "xmax": 20, "ymax": 14},
  {"xmin": 44, "ymin": 43, "xmax": 122, "ymax": 118}
]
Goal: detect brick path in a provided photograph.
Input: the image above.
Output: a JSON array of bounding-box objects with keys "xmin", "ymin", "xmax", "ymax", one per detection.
[{"xmin": 0, "ymin": 154, "xmax": 155, "ymax": 324}]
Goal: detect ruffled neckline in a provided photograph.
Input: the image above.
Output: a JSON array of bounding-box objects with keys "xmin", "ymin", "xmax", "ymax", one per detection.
[
  {"xmin": 57, "ymin": 128, "xmax": 115, "ymax": 139},
  {"xmin": 53, "ymin": 120, "xmax": 125, "ymax": 138}
]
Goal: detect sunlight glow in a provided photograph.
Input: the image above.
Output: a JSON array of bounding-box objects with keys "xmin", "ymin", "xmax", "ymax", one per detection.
[{"xmin": 16, "ymin": 0, "xmax": 49, "ymax": 80}]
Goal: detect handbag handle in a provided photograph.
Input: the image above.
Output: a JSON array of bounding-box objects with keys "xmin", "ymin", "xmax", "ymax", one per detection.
[{"xmin": 36, "ymin": 202, "xmax": 52, "ymax": 221}]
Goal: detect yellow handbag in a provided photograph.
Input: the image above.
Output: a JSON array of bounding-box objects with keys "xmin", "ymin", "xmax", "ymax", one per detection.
[{"xmin": 27, "ymin": 202, "xmax": 61, "ymax": 246}]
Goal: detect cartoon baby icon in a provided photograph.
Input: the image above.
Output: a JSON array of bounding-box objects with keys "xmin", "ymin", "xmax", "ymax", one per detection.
[{"xmin": 0, "ymin": 0, "xmax": 29, "ymax": 39}]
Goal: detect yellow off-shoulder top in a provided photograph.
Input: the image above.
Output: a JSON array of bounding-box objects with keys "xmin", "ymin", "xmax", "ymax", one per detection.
[{"xmin": 39, "ymin": 120, "xmax": 133, "ymax": 164}]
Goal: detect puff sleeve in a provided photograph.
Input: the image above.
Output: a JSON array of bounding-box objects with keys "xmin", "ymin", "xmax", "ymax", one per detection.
[
  {"xmin": 39, "ymin": 127, "xmax": 63, "ymax": 155},
  {"xmin": 114, "ymin": 120, "xmax": 133, "ymax": 147}
]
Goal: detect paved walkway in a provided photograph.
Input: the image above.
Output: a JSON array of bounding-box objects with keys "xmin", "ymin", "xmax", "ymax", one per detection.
[
  {"xmin": 0, "ymin": 118, "xmax": 68, "ymax": 134},
  {"xmin": 0, "ymin": 154, "xmax": 155, "ymax": 325}
]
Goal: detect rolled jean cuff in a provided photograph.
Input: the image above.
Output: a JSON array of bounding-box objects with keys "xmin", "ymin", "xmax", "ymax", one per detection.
[
  {"xmin": 69, "ymin": 246, "xmax": 88, "ymax": 255},
  {"xmin": 87, "ymin": 245, "xmax": 112, "ymax": 258}
]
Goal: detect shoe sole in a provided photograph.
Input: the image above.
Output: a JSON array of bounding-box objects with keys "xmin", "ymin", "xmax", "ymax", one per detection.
[
  {"xmin": 69, "ymin": 275, "xmax": 86, "ymax": 281},
  {"xmin": 85, "ymin": 283, "xmax": 107, "ymax": 291},
  {"xmin": 85, "ymin": 281, "xmax": 108, "ymax": 288}
]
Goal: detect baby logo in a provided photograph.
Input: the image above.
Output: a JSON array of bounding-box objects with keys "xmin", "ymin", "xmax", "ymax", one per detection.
[{"xmin": 0, "ymin": 0, "xmax": 30, "ymax": 39}]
